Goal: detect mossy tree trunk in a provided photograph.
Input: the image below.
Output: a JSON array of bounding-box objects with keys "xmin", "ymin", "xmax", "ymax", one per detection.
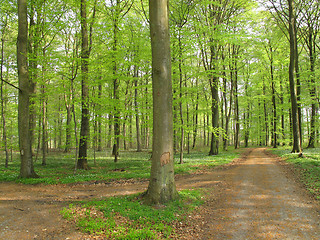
[{"xmin": 17, "ymin": 0, "xmax": 38, "ymax": 178}]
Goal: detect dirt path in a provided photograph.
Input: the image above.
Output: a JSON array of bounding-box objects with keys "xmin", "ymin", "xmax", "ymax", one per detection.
[
  {"xmin": 1, "ymin": 148, "xmax": 320, "ymax": 239},
  {"xmin": 202, "ymin": 148, "xmax": 320, "ymax": 239}
]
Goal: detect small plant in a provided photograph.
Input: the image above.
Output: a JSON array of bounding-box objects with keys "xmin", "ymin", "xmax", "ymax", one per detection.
[{"xmin": 61, "ymin": 189, "xmax": 204, "ymax": 239}]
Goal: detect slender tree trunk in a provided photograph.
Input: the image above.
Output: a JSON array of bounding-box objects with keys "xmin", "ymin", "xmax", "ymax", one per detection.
[
  {"xmin": 269, "ymin": 44, "xmax": 277, "ymax": 148},
  {"xmin": 17, "ymin": 0, "xmax": 38, "ymax": 178},
  {"xmin": 307, "ymin": 30, "xmax": 317, "ymax": 148},
  {"xmin": 112, "ymin": 15, "xmax": 120, "ymax": 162},
  {"xmin": 28, "ymin": 3, "xmax": 39, "ymax": 155},
  {"xmin": 192, "ymin": 82, "xmax": 199, "ymax": 149},
  {"xmin": 209, "ymin": 75, "xmax": 219, "ymax": 156},
  {"xmin": 134, "ymin": 66, "xmax": 142, "ymax": 152},
  {"xmin": 244, "ymin": 72, "xmax": 250, "ymax": 148},
  {"xmin": 97, "ymin": 84, "xmax": 102, "ymax": 151},
  {"xmin": 234, "ymin": 52, "xmax": 239, "ymax": 149},
  {"xmin": 178, "ymin": 33, "xmax": 184, "ymax": 164},
  {"xmin": 144, "ymin": 0, "xmax": 178, "ymax": 204},
  {"xmin": 41, "ymin": 84, "xmax": 47, "ymax": 166},
  {"xmin": 0, "ymin": 19, "xmax": 9, "ymax": 168},
  {"xmin": 77, "ymin": 0, "xmax": 90, "ymax": 169},
  {"xmin": 224, "ymin": 63, "xmax": 233, "ymax": 151}
]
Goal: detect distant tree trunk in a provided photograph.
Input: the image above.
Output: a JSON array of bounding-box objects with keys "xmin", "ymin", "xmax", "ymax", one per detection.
[
  {"xmin": 192, "ymin": 87, "xmax": 199, "ymax": 149},
  {"xmin": 306, "ymin": 27, "xmax": 317, "ymax": 148},
  {"xmin": 97, "ymin": 84, "xmax": 102, "ymax": 151},
  {"xmin": 244, "ymin": 67, "xmax": 250, "ymax": 148},
  {"xmin": 280, "ymin": 77, "xmax": 285, "ymax": 146},
  {"xmin": 178, "ymin": 34, "xmax": 184, "ymax": 164},
  {"xmin": 0, "ymin": 18, "xmax": 9, "ymax": 168},
  {"xmin": 224, "ymin": 60, "xmax": 233, "ymax": 151},
  {"xmin": 17, "ymin": 0, "xmax": 38, "ymax": 178},
  {"xmin": 263, "ymin": 78, "xmax": 269, "ymax": 146},
  {"xmin": 77, "ymin": 0, "xmax": 90, "ymax": 169},
  {"xmin": 134, "ymin": 66, "xmax": 142, "ymax": 152},
  {"xmin": 233, "ymin": 48, "xmax": 240, "ymax": 149},
  {"xmin": 112, "ymin": 12, "xmax": 120, "ymax": 162},
  {"xmin": 294, "ymin": 22, "xmax": 302, "ymax": 148},
  {"xmin": 288, "ymin": 0, "xmax": 301, "ymax": 153},
  {"xmin": 209, "ymin": 74, "xmax": 219, "ymax": 156},
  {"xmin": 41, "ymin": 48, "xmax": 48, "ymax": 166},
  {"xmin": 41, "ymin": 83, "xmax": 47, "ymax": 166},
  {"xmin": 144, "ymin": 0, "xmax": 178, "ymax": 204},
  {"xmin": 268, "ymin": 43, "xmax": 277, "ymax": 148},
  {"xmin": 65, "ymin": 103, "xmax": 72, "ymax": 153}
]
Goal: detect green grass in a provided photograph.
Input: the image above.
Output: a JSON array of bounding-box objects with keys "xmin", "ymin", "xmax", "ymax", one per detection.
[
  {"xmin": 61, "ymin": 189, "xmax": 204, "ymax": 239},
  {"xmin": 270, "ymin": 146, "xmax": 320, "ymax": 199},
  {"xmin": 0, "ymin": 148, "xmax": 239, "ymax": 185}
]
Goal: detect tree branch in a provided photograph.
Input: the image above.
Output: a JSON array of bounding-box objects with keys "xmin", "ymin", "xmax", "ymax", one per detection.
[{"xmin": 1, "ymin": 78, "xmax": 21, "ymax": 91}]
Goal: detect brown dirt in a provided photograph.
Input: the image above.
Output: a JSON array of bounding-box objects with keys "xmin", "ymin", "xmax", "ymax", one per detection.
[{"xmin": 1, "ymin": 148, "xmax": 320, "ymax": 239}]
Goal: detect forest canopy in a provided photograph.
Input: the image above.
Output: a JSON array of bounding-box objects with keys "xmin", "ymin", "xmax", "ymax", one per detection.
[{"xmin": 1, "ymin": 0, "xmax": 319, "ymax": 172}]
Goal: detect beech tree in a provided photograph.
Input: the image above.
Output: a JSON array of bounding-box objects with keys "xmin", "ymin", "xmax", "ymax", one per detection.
[
  {"xmin": 144, "ymin": 0, "xmax": 178, "ymax": 204},
  {"xmin": 17, "ymin": 0, "xmax": 38, "ymax": 178}
]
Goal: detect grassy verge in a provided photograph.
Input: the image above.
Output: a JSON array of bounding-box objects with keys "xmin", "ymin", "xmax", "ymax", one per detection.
[
  {"xmin": 270, "ymin": 147, "xmax": 320, "ymax": 199},
  {"xmin": 0, "ymin": 148, "xmax": 239, "ymax": 185},
  {"xmin": 61, "ymin": 189, "xmax": 204, "ymax": 239}
]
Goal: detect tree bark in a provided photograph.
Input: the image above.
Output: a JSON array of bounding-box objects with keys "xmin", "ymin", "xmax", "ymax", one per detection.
[
  {"xmin": 17, "ymin": 0, "xmax": 38, "ymax": 178},
  {"xmin": 144, "ymin": 0, "xmax": 178, "ymax": 204},
  {"xmin": 288, "ymin": 0, "xmax": 301, "ymax": 153},
  {"xmin": 77, "ymin": 0, "xmax": 90, "ymax": 169}
]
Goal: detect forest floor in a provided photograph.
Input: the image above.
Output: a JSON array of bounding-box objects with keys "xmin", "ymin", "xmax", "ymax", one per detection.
[{"xmin": 1, "ymin": 148, "xmax": 320, "ymax": 239}]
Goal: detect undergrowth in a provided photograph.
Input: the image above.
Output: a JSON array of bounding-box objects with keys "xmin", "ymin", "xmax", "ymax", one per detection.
[
  {"xmin": 271, "ymin": 147, "xmax": 320, "ymax": 200},
  {"xmin": 0, "ymin": 148, "xmax": 239, "ymax": 185},
  {"xmin": 61, "ymin": 189, "xmax": 204, "ymax": 239}
]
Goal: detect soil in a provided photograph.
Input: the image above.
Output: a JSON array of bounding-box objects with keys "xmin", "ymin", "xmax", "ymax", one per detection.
[{"xmin": 1, "ymin": 148, "xmax": 320, "ymax": 239}]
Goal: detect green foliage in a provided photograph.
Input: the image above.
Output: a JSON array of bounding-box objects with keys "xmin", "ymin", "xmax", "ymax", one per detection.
[
  {"xmin": 271, "ymin": 147, "xmax": 320, "ymax": 199},
  {"xmin": 61, "ymin": 189, "xmax": 204, "ymax": 239}
]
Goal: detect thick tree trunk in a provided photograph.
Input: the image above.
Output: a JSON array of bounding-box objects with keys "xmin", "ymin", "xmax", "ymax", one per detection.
[
  {"xmin": 288, "ymin": 0, "xmax": 301, "ymax": 153},
  {"xmin": 77, "ymin": 0, "xmax": 90, "ymax": 169},
  {"xmin": 17, "ymin": 0, "xmax": 38, "ymax": 178},
  {"xmin": 144, "ymin": 0, "xmax": 178, "ymax": 204}
]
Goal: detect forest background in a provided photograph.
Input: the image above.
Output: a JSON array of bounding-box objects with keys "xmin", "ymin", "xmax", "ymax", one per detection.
[{"xmin": 1, "ymin": 0, "xmax": 320, "ymax": 175}]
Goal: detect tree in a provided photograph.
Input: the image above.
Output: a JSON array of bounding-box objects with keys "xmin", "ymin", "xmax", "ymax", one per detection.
[
  {"xmin": 17, "ymin": 0, "xmax": 38, "ymax": 178},
  {"xmin": 1, "ymin": 11, "xmax": 9, "ymax": 168},
  {"xmin": 77, "ymin": 0, "xmax": 96, "ymax": 169},
  {"xmin": 144, "ymin": 0, "xmax": 178, "ymax": 204},
  {"xmin": 288, "ymin": 0, "xmax": 301, "ymax": 153}
]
